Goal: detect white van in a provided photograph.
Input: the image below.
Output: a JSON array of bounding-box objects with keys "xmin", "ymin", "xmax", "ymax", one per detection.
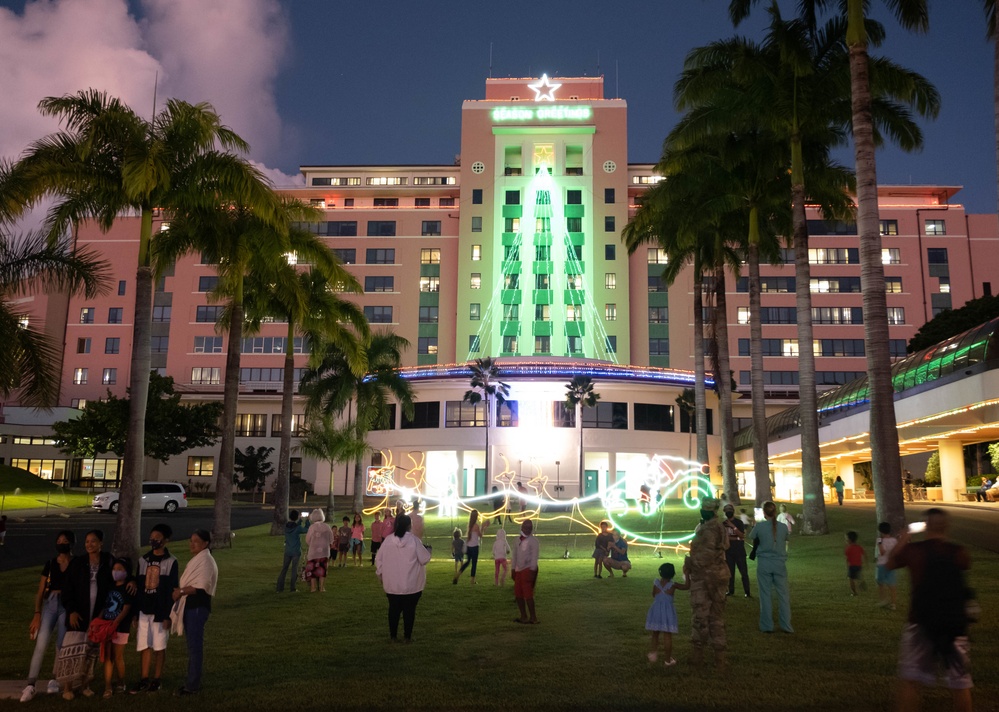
[{"xmin": 92, "ymin": 482, "xmax": 188, "ymax": 513}]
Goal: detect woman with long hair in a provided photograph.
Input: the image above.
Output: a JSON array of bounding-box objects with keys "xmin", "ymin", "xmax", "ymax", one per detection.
[
  {"xmin": 748, "ymin": 501, "xmax": 793, "ymax": 633},
  {"xmin": 453, "ymin": 509, "xmax": 488, "ymax": 585},
  {"xmin": 374, "ymin": 514, "xmax": 431, "ymax": 643}
]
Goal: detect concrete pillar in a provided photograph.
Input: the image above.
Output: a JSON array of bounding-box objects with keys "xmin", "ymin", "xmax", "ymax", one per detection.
[
  {"xmin": 938, "ymin": 440, "xmax": 965, "ymax": 503},
  {"xmin": 838, "ymin": 461, "xmax": 857, "ymax": 491},
  {"xmin": 608, "ymin": 451, "xmax": 617, "ymax": 487}
]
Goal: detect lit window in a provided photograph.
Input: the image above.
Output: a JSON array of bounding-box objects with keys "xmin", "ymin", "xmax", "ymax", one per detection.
[
  {"xmin": 648, "ymin": 248, "xmax": 668, "ymax": 264},
  {"xmin": 73, "ymin": 368, "xmax": 88, "ymax": 385},
  {"xmin": 18, "ymin": 316, "xmax": 28, "ymax": 329},
  {"xmin": 420, "ymin": 276, "xmax": 440, "ymax": 292},
  {"xmin": 737, "ymin": 307, "xmax": 750, "ymax": 325},
  {"xmin": 471, "ymin": 245, "xmax": 482, "ymax": 261},
  {"xmin": 887, "ymin": 307, "xmax": 905, "ymax": 325},
  {"xmin": 418, "ymin": 337, "xmax": 438, "ymax": 355},
  {"xmin": 924, "ymin": 219, "xmax": 946, "ymax": 236},
  {"xmin": 102, "ymin": 368, "xmax": 117, "ymax": 385},
  {"xmin": 80, "ymin": 307, "xmax": 95, "ymax": 324},
  {"xmin": 470, "ymin": 273, "xmax": 481, "ymax": 289},
  {"xmin": 420, "ymin": 248, "xmax": 441, "ymax": 264},
  {"xmin": 605, "ymin": 304, "xmax": 617, "ymax": 321},
  {"xmin": 882, "ymin": 248, "xmax": 901, "ymax": 265},
  {"xmin": 566, "ymin": 305, "xmax": 580, "ymax": 322},
  {"xmin": 187, "ymin": 456, "xmax": 214, "ymax": 477},
  {"xmin": 605, "ymin": 273, "xmax": 616, "ymax": 289},
  {"xmin": 880, "ymin": 220, "xmax": 899, "ymax": 236},
  {"xmin": 469, "ymin": 303, "xmax": 481, "ymax": 321},
  {"xmin": 939, "ymin": 278, "xmax": 950, "ymax": 294}
]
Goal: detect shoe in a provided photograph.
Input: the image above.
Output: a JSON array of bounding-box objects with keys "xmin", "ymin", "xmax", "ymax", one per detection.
[
  {"xmin": 47, "ymin": 680, "xmax": 61, "ymax": 695},
  {"xmin": 452, "ymin": 577, "xmax": 458, "ymax": 585},
  {"xmin": 20, "ymin": 684, "xmax": 35, "ymax": 702},
  {"xmin": 80, "ymin": 688, "xmax": 94, "ymax": 698},
  {"xmin": 725, "ymin": 591, "xmax": 733, "ymax": 596},
  {"xmin": 130, "ymin": 679, "xmax": 150, "ymax": 694},
  {"xmin": 664, "ymin": 658, "xmax": 677, "ymax": 667},
  {"xmin": 114, "ymin": 684, "xmax": 126, "ymax": 695},
  {"xmin": 102, "ymin": 690, "xmax": 113, "ymax": 699},
  {"xmin": 175, "ymin": 687, "xmax": 197, "ymax": 696},
  {"xmin": 62, "ymin": 691, "xmax": 74, "ymax": 701},
  {"xmin": 148, "ymin": 679, "xmax": 161, "ymax": 693},
  {"xmin": 745, "ymin": 593, "xmax": 752, "ymax": 598}
]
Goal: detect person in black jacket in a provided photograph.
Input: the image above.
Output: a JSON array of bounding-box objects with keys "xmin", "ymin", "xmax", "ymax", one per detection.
[
  {"xmin": 62, "ymin": 530, "xmax": 115, "ymax": 632},
  {"xmin": 130, "ymin": 524, "xmax": 179, "ymax": 694}
]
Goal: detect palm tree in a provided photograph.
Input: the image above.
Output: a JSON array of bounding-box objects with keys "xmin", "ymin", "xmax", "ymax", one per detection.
[
  {"xmin": 564, "ymin": 376, "xmax": 600, "ymax": 494},
  {"xmin": 244, "ymin": 261, "xmax": 367, "ymax": 535},
  {"xmin": 463, "ymin": 357, "xmax": 510, "ymax": 488},
  {"xmin": 3, "ymin": 90, "xmax": 282, "ymax": 561},
  {"xmin": 301, "ymin": 331, "xmax": 415, "ymax": 513},
  {"xmin": 0, "ymin": 230, "xmax": 108, "ymax": 406},
  {"xmin": 296, "ymin": 413, "xmax": 368, "ymax": 513}
]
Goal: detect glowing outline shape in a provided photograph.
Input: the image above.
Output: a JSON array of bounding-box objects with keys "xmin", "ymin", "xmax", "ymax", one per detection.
[{"xmin": 528, "ymin": 74, "xmax": 561, "ymax": 102}]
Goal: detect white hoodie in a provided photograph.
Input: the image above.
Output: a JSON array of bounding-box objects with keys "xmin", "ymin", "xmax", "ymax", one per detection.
[
  {"xmin": 375, "ymin": 531, "xmax": 432, "ymax": 595},
  {"xmin": 492, "ymin": 529, "xmax": 511, "ymax": 560}
]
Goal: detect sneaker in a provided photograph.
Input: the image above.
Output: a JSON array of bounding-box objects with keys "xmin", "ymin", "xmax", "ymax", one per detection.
[
  {"xmin": 148, "ymin": 679, "xmax": 161, "ymax": 693},
  {"xmin": 130, "ymin": 679, "xmax": 150, "ymax": 694},
  {"xmin": 113, "ymin": 684, "xmax": 126, "ymax": 695},
  {"xmin": 46, "ymin": 680, "xmax": 60, "ymax": 695},
  {"xmin": 664, "ymin": 658, "xmax": 678, "ymax": 667},
  {"xmin": 20, "ymin": 684, "xmax": 36, "ymax": 703}
]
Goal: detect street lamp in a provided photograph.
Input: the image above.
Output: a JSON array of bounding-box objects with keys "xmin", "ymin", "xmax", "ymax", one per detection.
[{"xmin": 555, "ymin": 460, "xmax": 561, "ymax": 497}]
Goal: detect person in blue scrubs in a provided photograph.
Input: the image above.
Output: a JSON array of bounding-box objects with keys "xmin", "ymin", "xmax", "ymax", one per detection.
[{"xmin": 748, "ymin": 501, "xmax": 793, "ymax": 633}]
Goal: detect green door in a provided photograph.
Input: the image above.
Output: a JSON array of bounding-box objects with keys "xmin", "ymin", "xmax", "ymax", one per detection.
[
  {"xmin": 584, "ymin": 470, "xmax": 599, "ymax": 496},
  {"xmin": 474, "ymin": 468, "xmax": 487, "ymax": 496}
]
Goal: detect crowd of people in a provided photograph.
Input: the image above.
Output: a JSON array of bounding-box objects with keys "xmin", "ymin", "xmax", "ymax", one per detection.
[{"xmin": 19, "ymin": 524, "xmax": 218, "ymax": 702}]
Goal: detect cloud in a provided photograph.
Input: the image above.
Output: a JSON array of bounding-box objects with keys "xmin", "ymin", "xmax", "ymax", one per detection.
[
  {"xmin": 0, "ymin": 0, "xmax": 290, "ymax": 171},
  {"xmin": 250, "ymin": 160, "xmax": 304, "ymax": 189}
]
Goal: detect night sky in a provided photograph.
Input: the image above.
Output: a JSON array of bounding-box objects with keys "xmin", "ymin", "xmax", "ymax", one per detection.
[{"xmin": 0, "ymin": 1, "xmax": 995, "ymax": 213}]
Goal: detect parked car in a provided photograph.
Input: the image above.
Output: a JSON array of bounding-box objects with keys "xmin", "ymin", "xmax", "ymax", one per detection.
[{"xmin": 92, "ymin": 482, "xmax": 188, "ymax": 513}]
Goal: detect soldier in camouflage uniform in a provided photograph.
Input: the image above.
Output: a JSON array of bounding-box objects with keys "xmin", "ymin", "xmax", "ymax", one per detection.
[{"xmin": 683, "ymin": 497, "xmax": 730, "ymax": 669}]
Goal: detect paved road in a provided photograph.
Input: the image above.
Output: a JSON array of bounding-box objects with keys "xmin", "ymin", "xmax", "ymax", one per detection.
[
  {"xmin": 904, "ymin": 502, "xmax": 999, "ymax": 553},
  {"xmin": 0, "ymin": 506, "xmax": 272, "ymax": 573}
]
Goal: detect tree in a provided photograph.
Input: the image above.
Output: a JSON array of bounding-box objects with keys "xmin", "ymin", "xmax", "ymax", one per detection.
[
  {"xmin": 234, "ymin": 445, "xmax": 275, "ymax": 493},
  {"xmin": 297, "ymin": 414, "xmax": 368, "ymax": 512},
  {"xmin": 52, "ymin": 373, "xmax": 223, "ymax": 461},
  {"xmin": 301, "ymin": 331, "xmax": 415, "ymax": 512},
  {"xmin": 242, "ymin": 233, "xmax": 367, "ymax": 535},
  {"xmin": 564, "ymin": 376, "xmax": 600, "ymax": 493},
  {"xmin": 0, "ymin": 228, "xmax": 108, "ymax": 407},
  {"xmin": 3, "ymin": 89, "xmax": 283, "ymax": 562},
  {"xmin": 924, "ymin": 451, "xmax": 941, "ymax": 486},
  {"xmin": 463, "ymin": 358, "xmax": 511, "ymax": 487},
  {"xmin": 988, "ymin": 442, "xmax": 999, "ymax": 474},
  {"xmin": 907, "ymin": 296, "xmax": 999, "ymax": 353}
]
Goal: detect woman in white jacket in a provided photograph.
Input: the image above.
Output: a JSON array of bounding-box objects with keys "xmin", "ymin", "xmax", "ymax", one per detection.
[{"xmin": 375, "ymin": 514, "xmax": 431, "ymax": 643}]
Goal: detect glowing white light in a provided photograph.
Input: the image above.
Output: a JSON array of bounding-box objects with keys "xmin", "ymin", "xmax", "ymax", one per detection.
[{"xmin": 528, "ymin": 74, "xmax": 561, "ymax": 101}]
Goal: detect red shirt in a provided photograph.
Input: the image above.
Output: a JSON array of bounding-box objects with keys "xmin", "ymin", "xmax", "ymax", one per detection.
[{"xmin": 845, "ymin": 543, "xmax": 864, "ymax": 567}]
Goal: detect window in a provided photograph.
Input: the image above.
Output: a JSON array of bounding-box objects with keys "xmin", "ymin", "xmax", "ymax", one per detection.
[
  {"xmin": 413, "ymin": 176, "xmax": 456, "ymax": 186},
  {"xmin": 535, "ymin": 246, "xmax": 551, "ymax": 261},
  {"xmin": 327, "ymin": 221, "xmax": 358, "ymax": 236},
  {"xmin": 471, "ymin": 244, "xmax": 481, "ymax": 261},
  {"xmin": 566, "ymin": 217, "xmax": 582, "ymax": 232},
  {"xmin": 194, "ymin": 336, "xmax": 223, "ymax": 353},
  {"xmin": 566, "ymin": 305, "xmax": 581, "ymax": 322},
  {"xmin": 470, "ymin": 273, "xmax": 481, "ymax": 289},
  {"xmin": 605, "ymin": 304, "xmax": 616, "ymax": 321},
  {"xmin": 445, "ymin": 401, "xmax": 486, "ymax": 427},
  {"xmin": 605, "ymin": 335, "xmax": 617, "ymax": 353},
  {"xmin": 117, "ymin": 280, "xmax": 127, "ymax": 296},
  {"xmin": 504, "ymin": 274, "xmax": 520, "ymax": 289},
  {"xmin": 806, "ymin": 220, "xmax": 857, "ymax": 235},
  {"xmin": 534, "ymin": 335, "xmax": 551, "ymax": 353},
  {"xmin": 402, "ymin": 401, "xmax": 440, "ymax": 429},
  {"xmin": 366, "ymin": 248, "xmax": 395, "ymax": 264},
  {"xmin": 535, "ymin": 273, "xmax": 549, "ymax": 290},
  {"xmin": 649, "ymin": 306, "xmax": 668, "ymax": 323},
  {"xmin": 567, "ymin": 335, "xmax": 583, "ymax": 354},
  {"xmin": 469, "ymin": 303, "xmax": 481, "ymax": 320},
  {"xmin": 373, "ymin": 197, "xmax": 400, "ymax": 207},
  {"xmin": 152, "ymin": 306, "xmax": 171, "ymax": 322},
  {"xmin": 420, "ymin": 248, "xmax": 441, "ymax": 264},
  {"xmin": 187, "ymin": 456, "xmax": 214, "ymax": 477},
  {"xmin": 604, "ymin": 188, "xmax": 615, "ymax": 204},
  {"xmin": 496, "ymin": 401, "xmax": 518, "ymax": 427},
  {"xmin": 502, "ymin": 335, "xmax": 518, "ymax": 353},
  {"xmin": 635, "ymin": 403, "xmax": 673, "ymax": 432},
  {"xmin": 191, "ymin": 367, "xmax": 221, "ymax": 385},
  {"xmin": 889, "ymin": 339, "xmax": 908, "ymax": 358},
  {"xmin": 536, "ymin": 217, "xmax": 551, "ymax": 232},
  {"xmin": 235, "ymin": 414, "xmax": 267, "ymax": 437},
  {"xmin": 104, "ymin": 337, "xmax": 120, "ymax": 354},
  {"xmin": 583, "ymin": 402, "xmax": 627, "ymax": 429},
  {"xmin": 198, "ymin": 276, "xmax": 218, "ymax": 292},
  {"xmin": 421, "ymin": 221, "xmax": 442, "ymax": 236},
  {"xmin": 364, "ymin": 276, "xmax": 394, "ymax": 293},
  {"xmin": 503, "ymin": 304, "xmax": 520, "ymax": 322},
  {"xmin": 73, "ymin": 368, "xmax": 88, "ymax": 385},
  {"xmin": 604, "ymin": 215, "xmax": 616, "ymax": 232},
  {"xmin": 740, "ymin": 307, "xmax": 798, "ymax": 324},
  {"xmin": 567, "ymin": 245, "xmax": 582, "ymax": 260},
  {"xmin": 880, "ymin": 220, "xmax": 899, "ymax": 236},
  {"xmin": 808, "ymin": 248, "xmax": 859, "ymax": 264},
  {"xmin": 817, "ymin": 339, "xmax": 866, "ymax": 357},
  {"xmin": 885, "ymin": 277, "xmax": 903, "ymax": 293},
  {"xmin": 468, "ymin": 335, "xmax": 480, "ymax": 353},
  {"xmin": 605, "ymin": 244, "xmax": 616, "ymax": 260},
  {"xmin": 471, "ymin": 216, "xmax": 482, "ymax": 232},
  {"xmin": 882, "ymin": 248, "xmax": 902, "ymax": 265},
  {"xmin": 647, "ymin": 248, "xmax": 668, "ymax": 264},
  {"xmin": 332, "ymin": 248, "xmax": 356, "ymax": 264},
  {"xmin": 887, "ymin": 307, "xmax": 905, "ymax": 325},
  {"xmin": 811, "ymin": 307, "xmax": 863, "ymax": 324},
  {"xmin": 649, "ymin": 338, "xmax": 670, "ymax": 356},
  {"xmin": 439, "ymin": 197, "xmax": 455, "ymax": 207},
  {"xmin": 925, "ymin": 219, "xmax": 946, "ymax": 236},
  {"xmin": 737, "ymin": 276, "xmax": 796, "ymax": 293},
  {"xmin": 150, "ymin": 336, "xmax": 168, "ymax": 353},
  {"xmin": 809, "ymin": 277, "xmax": 861, "ymax": 293},
  {"xmin": 927, "ymin": 248, "xmax": 948, "ymax": 264},
  {"xmin": 415, "ymin": 197, "xmax": 431, "ymax": 208},
  {"xmin": 364, "ymin": 306, "xmax": 393, "ymax": 323},
  {"xmin": 605, "ymin": 273, "xmax": 616, "ymax": 289},
  {"xmin": 419, "ymin": 306, "xmax": 438, "ymax": 323},
  {"xmin": 102, "ymin": 368, "xmax": 117, "ymax": 385},
  {"xmin": 418, "ymin": 337, "xmax": 438, "ymax": 355},
  {"xmin": 80, "ymin": 307, "xmax": 95, "ymax": 324},
  {"xmin": 535, "ymin": 304, "xmax": 550, "ymax": 321},
  {"xmin": 566, "ymin": 190, "xmax": 582, "ymax": 205},
  {"xmin": 472, "ymin": 189, "xmax": 483, "ymax": 205},
  {"xmin": 107, "ymin": 307, "xmax": 123, "ymax": 324},
  {"xmin": 196, "ymin": 305, "xmax": 224, "ymax": 322},
  {"xmin": 505, "ymin": 217, "xmax": 521, "ymax": 233},
  {"xmin": 367, "ymin": 220, "xmax": 396, "ymax": 237},
  {"xmin": 506, "ymin": 190, "xmax": 521, "ymax": 205},
  {"xmin": 648, "ymin": 275, "xmax": 667, "ymax": 292},
  {"xmin": 77, "ymin": 338, "xmax": 91, "ymax": 354},
  {"xmin": 271, "ymin": 414, "xmax": 304, "ymax": 436},
  {"xmin": 939, "ymin": 278, "xmax": 950, "ymax": 294}
]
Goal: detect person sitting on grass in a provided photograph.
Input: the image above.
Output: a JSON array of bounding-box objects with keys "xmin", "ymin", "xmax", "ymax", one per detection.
[
  {"xmin": 603, "ymin": 532, "xmax": 632, "ymax": 578},
  {"xmin": 845, "ymin": 531, "xmax": 867, "ymax": 596}
]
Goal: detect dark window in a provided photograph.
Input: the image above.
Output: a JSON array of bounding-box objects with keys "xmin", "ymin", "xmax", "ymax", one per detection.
[
  {"xmin": 415, "ymin": 198, "xmax": 431, "ymax": 207},
  {"xmin": 311, "ymin": 177, "xmax": 332, "ymax": 186},
  {"xmin": 604, "ymin": 188, "xmax": 615, "ymax": 204},
  {"xmin": 927, "ymin": 248, "xmax": 949, "ymax": 264},
  {"xmin": 736, "ymin": 276, "xmax": 796, "ymax": 293},
  {"xmin": 468, "ymin": 335, "xmax": 480, "ymax": 353},
  {"xmin": 328, "ymin": 221, "xmax": 358, "ymax": 236},
  {"xmin": 421, "ymin": 220, "xmax": 441, "ymax": 236},
  {"xmin": 107, "ymin": 308, "xmax": 123, "ymax": 324},
  {"xmin": 566, "ymin": 217, "xmax": 582, "ymax": 232},
  {"xmin": 649, "ymin": 338, "xmax": 669, "ymax": 356},
  {"xmin": 649, "ymin": 307, "xmax": 668, "ymax": 323},
  {"xmin": 198, "ymin": 276, "xmax": 218, "ymax": 292},
  {"xmin": 889, "ymin": 339, "xmax": 908, "ymax": 358},
  {"xmin": 635, "ymin": 403, "xmax": 674, "ymax": 432},
  {"xmin": 604, "ymin": 215, "xmax": 616, "ymax": 232},
  {"xmin": 819, "ymin": 339, "xmax": 866, "ymax": 357},
  {"xmin": 332, "ymin": 248, "xmax": 356, "ymax": 264},
  {"xmin": 806, "ymin": 220, "xmax": 857, "ymax": 235},
  {"xmin": 402, "ymin": 401, "xmax": 440, "ymax": 429},
  {"xmin": 367, "ymin": 221, "xmax": 397, "ymax": 237},
  {"xmin": 553, "ymin": 402, "xmax": 575, "ymax": 427},
  {"xmin": 105, "ymin": 337, "xmax": 120, "ymax": 354},
  {"xmin": 372, "ymin": 403, "xmax": 397, "ymax": 431},
  {"xmin": 196, "ymin": 305, "xmax": 224, "ymax": 322},
  {"xmin": 364, "ymin": 276, "xmax": 394, "ymax": 293},
  {"xmin": 117, "ymin": 280, "xmax": 126, "ymax": 296},
  {"xmin": 648, "ymin": 276, "xmax": 667, "ymax": 292},
  {"xmin": 758, "ymin": 307, "xmax": 797, "ymax": 324},
  {"xmin": 77, "ymin": 337, "xmax": 90, "ymax": 354},
  {"xmin": 605, "ymin": 335, "xmax": 617, "ymax": 353},
  {"xmin": 496, "ymin": 401, "xmax": 518, "ymax": 427},
  {"xmin": 439, "ymin": 197, "xmax": 456, "ymax": 207},
  {"xmin": 151, "ymin": 336, "xmax": 169, "ymax": 353},
  {"xmin": 583, "ymin": 402, "xmax": 627, "ymax": 429},
  {"xmin": 418, "ymin": 337, "xmax": 438, "ymax": 355},
  {"xmin": 419, "ymin": 306, "xmax": 439, "ymax": 323},
  {"xmin": 472, "ymin": 189, "xmax": 483, "ymax": 205},
  {"xmin": 373, "ymin": 198, "xmax": 399, "ymax": 207},
  {"xmin": 152, "ymin": 306, "xmax": 171, "ymax": 322},
  {"xmin": 363, "ymin": 306, "xmax": 393, "ymax": 323},
  {"xmin": 566, "ymin": 190, "xmax": 582, "ymax": 205},
  {"xmin": 366, "ymin": 248, "xmax": 395, "ymax": 264},
  {"xmin": 506, "ymin": 190, "xmax": 521, "ymax": 205},
  {"xmin": 679, "ymin": 408, "xmax": 713, "ymax": 435},
  {"xmin": 605, "ymin": 244, "xmax": 616, "ymax": 260}
]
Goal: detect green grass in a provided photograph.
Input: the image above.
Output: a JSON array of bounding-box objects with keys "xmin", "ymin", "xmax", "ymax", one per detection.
[{"xmin": 1, "ymin": 504, "xmax": 996, "ymax": 711}]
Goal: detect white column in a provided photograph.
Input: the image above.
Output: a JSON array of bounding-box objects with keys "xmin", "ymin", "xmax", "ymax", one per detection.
[
  {"xmin": 938, "ymin": 440, "xmax": 965, "ymax": 503},
  {"xmin": 838, "ymin": 460, "xmax": 857, "ymax": 490}
]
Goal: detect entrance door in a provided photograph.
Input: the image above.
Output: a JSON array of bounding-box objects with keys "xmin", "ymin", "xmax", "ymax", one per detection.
[
  {"xmin": 474, "ymin": 468, "xmax": 487, "ymax": 496},
  {"xmin": 584, "ymin": 469, "xmax": 599, "ymax": 496}
]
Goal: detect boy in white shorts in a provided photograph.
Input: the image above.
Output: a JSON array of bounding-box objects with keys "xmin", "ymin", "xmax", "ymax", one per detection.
[{"xmin": 131, "ymin": 524, "xmax": 178, "ymax": 694}]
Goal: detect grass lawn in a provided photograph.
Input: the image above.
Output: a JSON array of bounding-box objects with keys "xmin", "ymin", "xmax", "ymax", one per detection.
[{"xmin": 1, "ymin": 503, "xmax": 996, "ymax": 711}]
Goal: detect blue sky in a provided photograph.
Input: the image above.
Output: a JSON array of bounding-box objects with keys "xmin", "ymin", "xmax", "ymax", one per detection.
[{"xmin": 1, "ymin": 1, "xmax": 995, "ymax": 213}]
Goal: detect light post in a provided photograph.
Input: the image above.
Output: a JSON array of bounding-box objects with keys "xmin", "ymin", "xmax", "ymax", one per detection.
[{"xmin": 556, "ymin": 460, "xmax": 561, "ymax": 497}]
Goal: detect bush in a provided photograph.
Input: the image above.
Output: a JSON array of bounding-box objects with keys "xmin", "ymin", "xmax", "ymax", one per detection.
[
  {"xmin": 924, "ymin": 452, "xmax": 941, "ymax": 486},
  {"xmin": 968, "ymin": 475, "xmax": 984, "ymax": 488},
  {"xmin": 289, "ymin": 474, "xmax": 314, "ymax": 501}
]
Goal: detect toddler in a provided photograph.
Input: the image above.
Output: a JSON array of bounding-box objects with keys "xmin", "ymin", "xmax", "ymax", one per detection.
[
  {"xmin": 875, "ymin": 522, "xmax": 898, "ymax": 609},
  {"xmin": 492, "ymin": 529, "xmax": 511, "ymax": 586},
  {"xmin": 451, "ymin": 529, "xmax": 465, "ymax": 576},
  {"xmin": 645, "ymin": 563, "xmax": 689, "ymax": 667},
  {"xmin": 844, "ymin": 531, "xmax": 867, "ymax": 595}
]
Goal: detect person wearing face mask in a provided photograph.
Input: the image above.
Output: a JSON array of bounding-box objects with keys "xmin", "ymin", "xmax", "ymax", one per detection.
[
  {"xmin": 130, "ymin": 524, "xmax": 179, "ymax": 694},
  {"xmin": 20, "ymin": 531, "xmax": 76, "ymax": 702},
  {"xmin": 748, "ymin": 501, "xmax": 793, "ymax": 634},
  {"xmin": 683, "ymin": 498, "xmax": 730, "ymax": 669},
  {"xmin": 722, "ymin": 505, "xmax": 751, "ymax": 598}
]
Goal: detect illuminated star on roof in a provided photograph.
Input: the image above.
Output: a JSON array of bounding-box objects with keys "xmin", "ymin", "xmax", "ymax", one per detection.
[{"xmin": 528, "ymin": 74, "xmax": 561, "ymax": 101}]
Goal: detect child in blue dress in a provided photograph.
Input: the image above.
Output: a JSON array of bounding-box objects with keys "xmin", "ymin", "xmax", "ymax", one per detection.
[{"xmin": 645, "ymin": 562, "xmax": 689, "ymax": 667}]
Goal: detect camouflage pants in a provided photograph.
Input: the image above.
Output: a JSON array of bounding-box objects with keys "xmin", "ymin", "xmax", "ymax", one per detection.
[{"xmin": 689, "ymin": 577, "xmax": 727, "ymax": 652}]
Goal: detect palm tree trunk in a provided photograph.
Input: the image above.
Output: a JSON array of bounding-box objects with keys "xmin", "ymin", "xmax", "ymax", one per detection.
[
  {"xmin": 353, "ymin": 455, "xmax": 364, "ymax": 514},
  {"xmin": 848, "ymin": 10, "xmax": 905, "ymax": 531},
  {"xmin": 692, "ymin": 265, "xmax": 709, "ymax": 466},
  {"xmin": 111, "ymin": 208, "xmax": 154, "ymax": 563},
  {"xmin": 485, "ymin": 394, "xmax": 491, "ymax": 488},
  {"xmin": 747, "ymin": 212, "xmax": 771, "ymax": 506},
  {"xmin": 212, "ymin": 289, "xmax": 244, "ymax": 549},
  {"xmin": 577, "ymin": 402, "xmax": 584, "ymax": 493},
  {"xmin": 791, "ymin": 134, "xmax": 828, "ymax": 535},
  {"xmin": 271, "ymin": 319, "xmax": 296, "ymax": 535},
  {"xmin": 714, "ymin": 265, "xmax": 739, "ymax": 506}
]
